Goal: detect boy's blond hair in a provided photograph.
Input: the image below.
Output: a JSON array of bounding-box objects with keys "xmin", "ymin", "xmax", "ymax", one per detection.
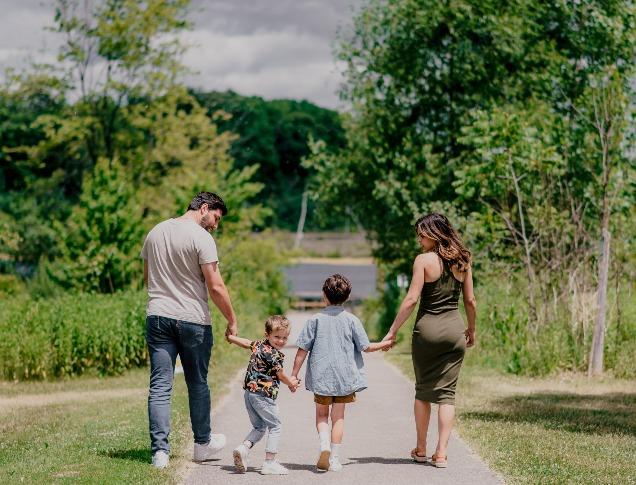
[{"xmin": 265, "ymin": 315, "xmax": 290, "ymax": 334}]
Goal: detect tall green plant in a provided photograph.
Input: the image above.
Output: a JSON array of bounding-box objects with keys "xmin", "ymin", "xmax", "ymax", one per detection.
[{"xmin": 48, "ymin": 159, "xmax": 144, "ymax": 292}]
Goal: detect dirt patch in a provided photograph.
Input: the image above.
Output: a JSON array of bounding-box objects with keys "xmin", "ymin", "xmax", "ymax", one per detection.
[{"xmin": 0, "ymin": 388, "xmax": 146, "ymax": 414}]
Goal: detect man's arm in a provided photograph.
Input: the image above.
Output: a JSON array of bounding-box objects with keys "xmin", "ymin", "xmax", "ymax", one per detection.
[
  {"xmin": 201, "ymin": 262, "xmax": 238, "ymax": 336},
  {"xmin": 143, "ymin": 260, "xmax": 148, "ymax": 287}
]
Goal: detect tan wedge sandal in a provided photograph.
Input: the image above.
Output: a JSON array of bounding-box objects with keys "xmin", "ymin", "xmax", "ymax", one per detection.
[
  {"xmin": 410, "ymin": 448, "xmax": 430, "ymax": 463},
  {"xmin": 431, "ymin": 453, "xmax": 447, "ymax": 468}
]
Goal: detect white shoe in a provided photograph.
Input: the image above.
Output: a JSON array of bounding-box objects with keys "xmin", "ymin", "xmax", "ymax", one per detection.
[
  {"xmin": 233, "ymin": 444, "xmax": 250, "ymax": 473},
  {"xmin": 193, "ymin": 434, "xmax": 226, "ymax": 462},
  {"xmin": 329, "ymin": 456, "xmax": 343, "ymax": 472},
  {"xmin": 152, "ymin": 450, "xmax": 169, "ymax": 469},
  {"xmin": 260, "ymin": 460, "xmax": 289, "ymax": 475}
]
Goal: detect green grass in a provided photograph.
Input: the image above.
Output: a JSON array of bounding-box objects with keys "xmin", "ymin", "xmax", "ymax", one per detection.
[
  {"xmin": 387, "ymin": 343, "xmax": 636, "ymax": 484},
  {"xmin": 0, "ymin": 329, "xmax": 248, "ymax": 484}
]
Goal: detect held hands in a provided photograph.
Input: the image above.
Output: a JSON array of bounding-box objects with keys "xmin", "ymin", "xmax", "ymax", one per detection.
[
  {"xmin": 464, "ymin": 328, "xmax": 476, "ymax": 347},
  {"xmin": 288, "ymin": 376, "xmax": 301, "ymax": 393},
  {"xmin": 225, "ymin": 321, "xmax": 238, "ymax": 339},
  {"xmin": 381, "ymin": 332, "xmax": 397, "ymax": 352}
]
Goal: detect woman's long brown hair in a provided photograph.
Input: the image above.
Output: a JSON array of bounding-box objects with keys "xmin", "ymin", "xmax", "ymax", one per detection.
[{"xmin": 414, "ymin": 213, "xmax": 472, "ymax": 272}]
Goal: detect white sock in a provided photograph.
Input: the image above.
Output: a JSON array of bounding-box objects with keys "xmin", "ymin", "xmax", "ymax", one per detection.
[
  {"xmin": 318, "ymin": 431, "xmax": 330, "ymax": 451},
  {"xmin": 331, "ymin": 443, "xmax": 341, "ymax": 459},
  {"xmin": 243, "ymin": 440, "xmax": 253, "ymax": 449}
]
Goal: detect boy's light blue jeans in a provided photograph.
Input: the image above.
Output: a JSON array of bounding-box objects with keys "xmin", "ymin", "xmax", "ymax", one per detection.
[
  {"xmin": 146, "ymin": 315, "xmax": 213, "ymax": 454},
  {"xmin": 244, "ymin": 390, "xmax": 282, "ymax": 453}
]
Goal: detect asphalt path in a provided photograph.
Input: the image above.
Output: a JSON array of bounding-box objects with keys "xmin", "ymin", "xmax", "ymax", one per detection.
[
  {"xmin": 183, "ymin": 311, "xmax": 502, "ymax": 485},
  {"xmin": 284, "ymin": 263, "xmax": 377, "ymax": 300}
]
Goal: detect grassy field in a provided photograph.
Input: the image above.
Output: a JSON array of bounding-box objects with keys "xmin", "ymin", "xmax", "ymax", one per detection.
[
  {"xmin": 386, "ymin": 345, "xmax": 636, "ymax": 484},
  {"xmin": 0, "ymin": 336, "xmax": 247, "ymax": 484}
]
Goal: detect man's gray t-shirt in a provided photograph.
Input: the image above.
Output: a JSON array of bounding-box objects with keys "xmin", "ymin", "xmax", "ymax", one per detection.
[
  {"xmin": 296, "ymin": 306, "xmax": 371, "ymax": 396},
  {"xmin": 141, "ymin": 218, "xmax": 218, "ymax": 325}
]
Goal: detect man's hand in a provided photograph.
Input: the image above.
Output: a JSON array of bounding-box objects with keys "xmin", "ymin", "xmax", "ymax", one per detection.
[{"xmin": 225, "ymin": 321, "xmax": 238, "ymax": 338}]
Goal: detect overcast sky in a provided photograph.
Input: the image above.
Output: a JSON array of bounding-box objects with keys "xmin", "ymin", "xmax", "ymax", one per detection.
[{"xmin": 0, "ymin": 0, "xmax": 363, "ymax": 109}]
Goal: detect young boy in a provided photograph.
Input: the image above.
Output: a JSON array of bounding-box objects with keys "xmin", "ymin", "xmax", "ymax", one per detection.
[
  {"xmin": 291, "ymin": 274, "xmax": 392, "ymax": 472},
  {"xmin": 227, "ymin": 315, "xmax": 300, "ymax": 475}
]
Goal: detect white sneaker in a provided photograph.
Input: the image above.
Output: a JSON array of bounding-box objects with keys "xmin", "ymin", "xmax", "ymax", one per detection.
[
  {"xmin": 193, "ymin": 433, "xmax": 226, "ymax": 462},
  {"xmin": 260, "ymin": 460, "xmax": 289, "ymax": 475},
  {"xmin": 233, "ymin": 444, "xmax": 250, "ymax": 473},
  {"xmin": 329, "ymin": 456, "xmax": 343, "ymax": 472},
  {"xmin": 151, "ymin": 450, "xmax": 169, "ymax": 469}
]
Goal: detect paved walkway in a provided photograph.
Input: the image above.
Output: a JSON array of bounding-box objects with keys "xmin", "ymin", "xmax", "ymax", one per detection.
[{"xmin": 184, "ymin": 311, "xmax": 502, "ymax": 484}]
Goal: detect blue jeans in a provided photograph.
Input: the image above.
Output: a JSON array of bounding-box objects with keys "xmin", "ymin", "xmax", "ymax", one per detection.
[
  {"xmin": 146, "ymin": 315, "xmax": 213, "ymax": 454},
  {"xmin": 244, "ymin": 391, "xmax": 282, "ymax": 453}
]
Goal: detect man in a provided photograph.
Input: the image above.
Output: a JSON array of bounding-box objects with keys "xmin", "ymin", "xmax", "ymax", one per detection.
[{"xmin": 141, "ymin": 191, "xmax": 238, "ymax": 469}]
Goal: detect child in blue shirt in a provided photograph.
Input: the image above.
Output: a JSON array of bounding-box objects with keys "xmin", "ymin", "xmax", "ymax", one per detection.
[
  {"xmin": 227, "ymin": 315, "xmax": 300, "ymax": 475},
  {"xmin": 291, "ymin": 274, "xmax": 392, "ymax": 472}
]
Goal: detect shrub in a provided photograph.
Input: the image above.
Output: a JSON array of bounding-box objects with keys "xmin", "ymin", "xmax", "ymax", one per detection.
[{"xmin": 0, "ymin": 236, "xmax": 289, "ymax": 381}]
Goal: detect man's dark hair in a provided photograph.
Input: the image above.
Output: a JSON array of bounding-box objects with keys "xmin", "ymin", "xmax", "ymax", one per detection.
[
  {"xmin": 322, "ymin": 273, "xmax": 352, "ymax": 305},
  {"xmin": 187, "ymin": 192, "xmax": 228, "ymax": 215}
]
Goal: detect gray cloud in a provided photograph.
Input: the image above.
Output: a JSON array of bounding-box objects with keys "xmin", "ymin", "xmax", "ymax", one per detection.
[{"xmin": 0, "ymin": 0, "xmax": 363, "ymax": 109}]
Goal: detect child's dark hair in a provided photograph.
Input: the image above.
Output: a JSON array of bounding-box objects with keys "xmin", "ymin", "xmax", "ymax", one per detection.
[
  {"xmin": 265, "ymin": 315, "xmax": 290, "ymax": 334},
  {"xmin": 322, "ymin": 274, "xmax": 351, "ymax": 305}
]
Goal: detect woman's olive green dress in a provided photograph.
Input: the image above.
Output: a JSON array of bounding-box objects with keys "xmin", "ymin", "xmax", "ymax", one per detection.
[{"xmin": 412, "ymin": 258, "xmax": 466, "ymax": 404}]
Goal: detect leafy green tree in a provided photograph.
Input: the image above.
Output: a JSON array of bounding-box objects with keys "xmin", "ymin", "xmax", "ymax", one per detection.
[
  {"xmin": 309, "ymin": 0, "xmax": 636, "ymax": 272},
  {"xmin": 47, "ymin": 159, "xmax": 144, "ymax": 292},
  {"xmin": 192, "ymin": 90, "xmax": 346, "ymax": 229},
  {"xmin": 1, "ymin": 0, "xmax": 268, "ymax": 292}
]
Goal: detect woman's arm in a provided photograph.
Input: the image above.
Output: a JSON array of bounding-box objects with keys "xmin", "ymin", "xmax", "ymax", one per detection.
[
  {"xmin": 462, "ymin": 267, "xmax": 477, "ymax": 347},
  {"xmin": 365, "ymin": 340, "xmax": 395, "ymax": 352},
  {"xmin": 382, "ymin": 255, "xmax": 426, "ymax": 343},
  {"xmin": 226, "ymin": 334, "xmax": 252, "ymax": 349}
]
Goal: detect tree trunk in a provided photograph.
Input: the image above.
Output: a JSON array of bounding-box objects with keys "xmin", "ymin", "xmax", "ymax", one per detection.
[
  {"xmin": 588, "ymin": 215, "xmax": 611, "ymax": 376},
  {"xmin": 294, "ymin": 190, "xmax": 308, "ymax": 250}
]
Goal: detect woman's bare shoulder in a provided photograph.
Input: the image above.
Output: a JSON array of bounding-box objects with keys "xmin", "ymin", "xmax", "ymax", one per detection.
[{"xmin": 414, "ymin": 252, "xmax": 437, "ymax": 264}]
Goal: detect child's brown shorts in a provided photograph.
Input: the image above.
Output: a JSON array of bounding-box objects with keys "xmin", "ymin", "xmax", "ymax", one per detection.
[{"xmin": 314, "ymin": 393, "xmax": 356, "ymax": 405}]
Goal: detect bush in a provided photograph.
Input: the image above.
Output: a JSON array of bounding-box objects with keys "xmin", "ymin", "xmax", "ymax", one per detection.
[
  {"xmin": 0, "ymin": 236, "xmax": 289, "ymax": 381},
  {"xmin": 0, "ymin": 291, "xmax": 147, "ymax": 380},
  {"xmin": 367, "ymin": 274, "xmax": 636, "ymax": 378}
]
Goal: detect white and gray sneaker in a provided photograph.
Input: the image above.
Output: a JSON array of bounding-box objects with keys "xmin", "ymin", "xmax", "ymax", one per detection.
[
  {"xmin": 329, "ymin": 456, "xmax": 343, "ymax": 472},
  {"xmin": 233, "ymin": 444, "xmax": 250, "ymax": 473},
  {"xmin": 260, "ymin": 460, "xmax": 289, "ymax": 475},
  {"xmin": 151, "ymin": 450, "xmax": 169, "ymax": 469},
  {"xmin": 193, "ymin": 434, "xmax": 227, "ymax": 462}
]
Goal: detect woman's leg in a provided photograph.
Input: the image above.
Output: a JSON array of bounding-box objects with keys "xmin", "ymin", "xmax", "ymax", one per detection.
[
  {"xmin": 414, "ymin": 399, "xmax": 431, "ymax": 453},
  {"xmin": 330, "ymin": 403, "xmax": 346, "ymax": 444},
  {"xmin": 436, "ymin": 404, "xmax": 455, "ymax": 457}
]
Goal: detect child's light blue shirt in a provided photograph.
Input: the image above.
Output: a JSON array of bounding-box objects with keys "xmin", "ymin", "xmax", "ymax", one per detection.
[{"xmin": 296, "ymin": 305, "xmax": 371, "ymax": 396}]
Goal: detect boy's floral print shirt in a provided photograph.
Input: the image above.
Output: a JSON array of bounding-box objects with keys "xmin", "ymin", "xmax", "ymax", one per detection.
[{"xmin": 243, "ymin": 339, "xmax": 285, "ymax": 400}]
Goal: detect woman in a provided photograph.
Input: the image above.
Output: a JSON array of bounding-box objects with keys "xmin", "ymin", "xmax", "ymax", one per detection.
[{"xmin": 383, "ymin": 213, "xmax": 476, "ymax": 468}]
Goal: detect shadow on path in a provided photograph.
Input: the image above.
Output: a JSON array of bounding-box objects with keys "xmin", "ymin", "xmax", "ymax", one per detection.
[{"xmin": 462, "ymin": 392, "xmax": 636, "ymax": 436}]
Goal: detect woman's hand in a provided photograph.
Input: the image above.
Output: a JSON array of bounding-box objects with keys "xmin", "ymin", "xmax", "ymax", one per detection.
[
  {"xmin": 381, "ymin": 332, "xmax": 397, "ymax": 352},
  {"xmin": 464, "ymin": 328, "xmax": 476, "ymax": 347}
]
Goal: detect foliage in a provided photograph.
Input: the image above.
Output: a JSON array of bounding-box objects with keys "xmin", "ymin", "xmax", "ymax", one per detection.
[
  {"xmin": 46, "ymin": 159, "xmax": 145, "ymax": 293},
  {"xmin": 0, "ymin": 291, "xmax": 147, "ymax": 380},
  {"xmin": 192, "ymin": 90, "xmax": 346, "ymax": 229},
  {"xmin": 0, "ymin": 233, "xmax": 288, "ymax": 381},
  {"xmin": 307, "ymin": 0, "xmax": 636, "ymax": 374}
]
